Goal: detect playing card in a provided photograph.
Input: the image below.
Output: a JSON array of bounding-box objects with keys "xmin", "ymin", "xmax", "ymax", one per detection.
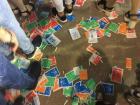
[
  {"xmin": 63, "ymin": 87, "xmax": 74, "ymax": 97},
  {"xmin": 45, "ymin": 76, "xmax": 55, "ymax": 87},
  {"xmin": 85, "ymin": 79, "xmax": 96, "ymax": 90},
  {"xmin": 65, "ymin": 70, "xmax": 79, "ymax": 82},
  {"xmin": 108, "ymin": 11, "xmax": 118, "ymax": 20},
  {"xmin": 79, "ymin": 70, "xmax": 88, "ymax": 80},
  {"xmin": 118, "ymin": 22, "xmax": 127, "ymax": 34},
  {"xmin": 46, "ymin": 34, "xmax": 61, "ymax": 47},
  {"xmin": 45, "ymin": 67, "xmax": 60, "ymax": 77},
  {"xmin": 75, "ymin": 0, "xmax": 86, "ymax": 7},
  {"xmin": 59, "ymin": 77, "xmax": 73, "ymax": 88},
  {"xmin": 126, "ymin": 58, "xmax": 132, "ymax": 70},
  {"xmin": 111, "ymin": 66, "xmax": 123, "ymax": 84},
  {"xmin": 126, "ymin": 29, "xmax": 137, "ymax": 38},
  {"xmin": 86, "ymin": 44, "xmax": 97, "ymax": 53},
  {"xmin": 69, "ymin": 27, "xmax": 81, "ymax": 40},
  {"xmin": 89, "ymin": 53, "xmax": 102, "ymax": 65},
  {"xmin": 41, "ymin": 58, "xmax": 51, "ymax": 69},
  {"xmin": 101, "ymin": 83, "xmax": 114, "ymax": 95},
  {"xmin": 108, "ymin": 22, "xmax": 119, "ymax": 33},
  {"xmin": 53, "ymin": 77, "xmax": 62, "ymax": 92},
  {"xmin": 88, "ymin": 30, "xmax": 98, "ymax": 43}
]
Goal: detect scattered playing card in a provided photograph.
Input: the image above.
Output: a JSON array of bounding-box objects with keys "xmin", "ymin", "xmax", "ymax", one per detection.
[
  {"xmin": 101, "ymin": 83, "xmax": 114, "ymax": 95},
  {"xmin": 86, "ymin": 44, "xmax": 97, "ymax": 53},
  {"xmin": 75, "ymin": 0, "xmax": 86, "ymax": 7},
  {"xmin": 88, "ymin": 30, "xmax": 98, "ymax": 43},
  {"xmin": 41, "ymin": 58, "xmax": 51, "ymax": 69},
  {"xmin": 111, "ymin": 66, "xmax": 123, "ymax": 84},
  {"xmin": 46, "ymin": 34, "xmax": 61, "ymax": 47},
  {"xmin": 126, "ymin": 29, "xmax": 137, "ymax": 38},
  {"xmin": 108, "ymin": 11, "xmax": 118, "ymax": 20},
  {"xmin": 118, "ymin": 22, "xmax": 127, "ymax": 34},
  {"xmin": 108, "ymin": 22, "xmax": 119, "ymax": 33},
  {"xmin": 63, "ymin": 87, "xmax": 74, "ymax": 97},
  {"xmin": 59, "ymin": 77, "xmax": 73, "ymax": 88},
  {"xmin": 65, "ymin": 70, "xmax": 79, "ymax": 82},
  {"xmin": 45, "ymin": 67, "xmax": 60, "ymax": 77},
  {"xmin": 69, "ymin": 27, "xmax": 81, "ymax": 40},
  {"xmin": 126, "ymin": 58, "xmax": 132, "ymax": 70},
  {"xmin": 89, "ymin": 53, "xmax": 102, "ymax": 65},
  {"xmin": 79, "ymin": 70, "xmax": 88, "ymax": 80},
  {"xmin": 67, "ymin": 15, "xmax": 76, "ymax": 22},
  {"xmin": 53, "ymin": 77, "xmax": 62, "ymax": 92}
]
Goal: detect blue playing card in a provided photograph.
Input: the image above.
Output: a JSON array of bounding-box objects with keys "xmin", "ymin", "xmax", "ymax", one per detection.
[
  {"xmin": 59, "ymin": 77, "xmax": 73, "ymax": 88},
  {"xmin": 67, "ymin": 15, "xmax": 75, "ymax": 22},
  {"xmin": 102, "ymin": 83, "xmax": 114, "ymax": 95},
  {"xmin": 74, "ymin": 81, "xmax": 90, "ymax": 93},
  {"xmin": 44, "ymin": 87, "xmax": 52, "ymax": 96},
  {"xmin": 53, "ymin": 25, "xmax": 62, "ymax": 31},
  {"xmin": 45, "ymin": 67, "xmax": 60, "ymax": 77},
  {"xmin": 99, "ymin": 20, "xmax": 107, "ymax": 29}
]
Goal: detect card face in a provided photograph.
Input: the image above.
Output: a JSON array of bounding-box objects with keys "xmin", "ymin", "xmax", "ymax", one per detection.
[
  {"xmin": 108, "ymin": 22, "xmax": 119, "ymax": 33},
  {"xmin": 86, "ymin": 45, "xmax": 96, "ymax": 53},
  {"xmin": 45, "ymin": 77, "xmax": 55, "ymax": 87},
  {"xmin": 63, "ymin": 87, "xmax": 74, "ymax": 97},
  {"xmin": 74, "ymin": 81, "xmax": 90, "ymax": 93},
  {"xmin": 126, "ymin": 29, "xmax": 137, "ymax": 38},
  {"xmin": 48, "ymin": 56, "xmax": 57, "ymax": 66},
  {"xmin": 41, "ymin": 58, "xmax": 51, "ymax": 69},
  {"xmin": 108, "ymin": 11, "xmax": 118, "ymax": 20},
  {"xmin": 47, "ymin": 34, "xmax": 61, "ymax": 47},
  {"xmin": 53, "ymin": 25, "xmax": 62, "ymax": 31},
  {"xmin": 111, "ymin": 66, "xmax": 123, "ymax": 84},
  {"xmin": 89, "ymin": 53, "xmax": 102, "ymax": 65},
  {"xmin": 59, "ymin": 77, "xmax": 73, "ymax": 88},
  {"xmin": 99, "ymin": 20, "xmax": 107, "ymax": 29},
  {"xmin": 67, "ymin": 15, "xmax": 76, "ymax": 22},
  {"xmin": 44, "ymin": 87, "xmax": 52, "ymax": 96},
  {"xmin": 35, "ymin": 86, "xmax": 46, "ymax": 93},
  {"xmin": 25, "ymin": 91, "xmax": 37, "ymax": 103},
  {"xmin": 65, "ymin": 70, "xmax": 79, "ymax": 82},
  {"xmin": 76, "ymin": 93, "xmax": 90, "ymax": 100},
  {"xmin": 101, "ymin": 83, "xmax": 114, "ymax": 95},
  {"xmin": 126, "ymin": 58, "xmax": 132, "ymax": 70},
  {"xmin": 118, "ymin": 22, "xmax": 127, "ymax": 34},
  {"xmin": 88, "ymin": 30, "xmax": 98, "ymax": 43},
  {"xmin": 79, "ymin": 70, "xmax": 88, "ymax": 80},
  {"xmin": 85, "ymin": 79, "xmax": 96, "ymax": 90},
  {"xmin": 45, "ymin": 67, "xmax": 60, "ymax": 77},
  {"xmin": 69, "ymin": 27, "xmax": 81, "ymax": 40},
  {"xmin": 53, "ymin": 77, "xmax": 61, "ymax": 92},
  {"xmin": 75, "ymin": 0, "xmax": 86, "ymax": 7},
  {"xmin": 104, "ymin": 29, "xmax": 111, "ymax": 37}
]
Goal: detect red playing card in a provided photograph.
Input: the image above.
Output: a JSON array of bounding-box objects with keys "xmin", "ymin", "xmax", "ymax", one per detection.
[
  {"xmin": 48, "ymin": 20, "xmax": 59, "ymax": 28},
  {"xmin": 111, "ymin": 66, "xmax": 123, "ymax": 84},
  {"xmin": 26, "ymin": 91, "xmax": 37, "ymax": 102},
  {"xmin": 49, "ymin": 56, "xmax": 57, "ymax": 66},
  {"xmin": 53, "ymin": 78, "xmax": 61, "ymax": 92},
  {"xmin": 29, "ymin": 11, "xmax": 37, "ymax": 23},
  {"xmin": 126, "ymin": 58, "xmax": 132, "ymax": 70},
  {"xmin": 75, "ymin": 0, "xmax": 85, "ymax": 7},
  {"xmin": 86, "ymin": 45, "xmax": 96, "ymax": 53},
  {"xmin": 100, "ymin": 17, "xmax": 110, "ymax": 24}
]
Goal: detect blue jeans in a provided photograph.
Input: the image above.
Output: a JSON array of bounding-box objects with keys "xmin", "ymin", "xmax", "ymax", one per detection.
[
  {"xmin": 0, "ymin": 0, "xmax": 34, "ymax": 54},
  {"xmin": 0, "ymin": 53, "xmax": 35, "ymax": 89}
]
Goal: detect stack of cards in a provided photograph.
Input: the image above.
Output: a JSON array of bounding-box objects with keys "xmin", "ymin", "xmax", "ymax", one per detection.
[{"xmin": 69, "ymin": 27, "xmax": 81, "ymax": 40}]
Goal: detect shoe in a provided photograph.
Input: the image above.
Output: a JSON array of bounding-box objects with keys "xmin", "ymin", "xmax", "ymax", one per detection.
[
  {"xmin": 12, "ymin": 7, "xmax": 20, "ymax": 15},
  {"xmin": 52, "ymin": 7, "xmax": 67, "ymax": 23},
  {"xmin": 27, "ymin": 61, "xmax": 41, "ymax": 89},
  {"xmin": 13, "ymin": 95, "xmax": 25, "ymax": 105},
  {"xmin": 65, "ymin": 6, "xmax": 73, "ymax": 15}
]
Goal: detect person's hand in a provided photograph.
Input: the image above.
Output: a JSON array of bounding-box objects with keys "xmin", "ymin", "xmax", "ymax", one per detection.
[{"xmin": 0, "ymin": 28, "xmax": 19, "ymax": 52}]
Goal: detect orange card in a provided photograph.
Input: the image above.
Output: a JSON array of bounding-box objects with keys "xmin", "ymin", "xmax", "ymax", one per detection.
[
  {"xmin": 126, "ymin": 58, "xmax": 132, "ymax": 70},
  {"xmin": 86, "ymin": 44, "xmax": 96, "ymax": 53},
  {"xmin": 53, "ymin": 78, "xmax": 61, "ymax": 92},
  {"xmin": 38, "ymin": 77, "xmax": 48, "ymax": 86},
  {"xmin": 35, "ymin": 86, "xmax": 46, "ymax": 93},
  {"xmin": 79, "ymin": 70, "xmax": 88, "ymax": 80},
  {"xmin": 118, "ymin": 22, "xmax": 127, "ymax": 34},
  {"xmin": 76, "ymin": 93, "xmax": 90, "ymax": 100}
]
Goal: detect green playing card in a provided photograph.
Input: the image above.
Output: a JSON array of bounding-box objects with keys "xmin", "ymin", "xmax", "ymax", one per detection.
[
  {"xmin": 45, "ymin": 77, "xmax": 55, "ymax": 87},
  {"xmin": 79, "ymin": 20, "xmax": 91, "ymax": 30},
  {"xmin": 108, "ymin": 22, "xmax": 119, "ymax": 33},
  {"xmin": 72, "ymin": 97, "xmax": 79, "ymax": 105},
  {"xmin": 26, "ymin": 22, "xmax": 37, "ymax": 31},
  {"xmin": 90, "ymin": 20, "xmax": 99, "ymax": 29},
  {"xmin": 85, "ymin": 79, "xmax": 96, "ymax": 90},
  {"xmin": 39, "ymin": 41, "xmax": 47, "ymax": 50},
  {"xmin": 44, "ymin": 28, "xmax": 56, "ymax": 35},
  {"xmin": 104, "ymin": 29, "xmax": 111, "ymax": 37},
  {"xmin": 63, "ymin": 87, "xmax": 73, "ymax": 97},
  {"xmin": 65, "ymin": 70, "xmax": 79, "ymax": 82},
  {"xmin": 38, "ymin": 19, "xmax": 49, "ymax": 26},
  {"xmin": 41, "ymin": 58, "xmax": 51, "ymax": 69}
]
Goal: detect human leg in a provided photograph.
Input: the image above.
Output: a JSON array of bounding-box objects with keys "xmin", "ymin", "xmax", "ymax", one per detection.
[
  {"xmin": 0, "ymin": 53, "xmax": 40, "ymax": 89},
  {"xmin": 0, "ymin": 0, "xmax": 34, "ymax": 54}
]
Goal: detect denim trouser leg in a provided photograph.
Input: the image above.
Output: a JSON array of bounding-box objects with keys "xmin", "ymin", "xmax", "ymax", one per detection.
[
  {"xmin": 0, "ymin": 53, "xmax": 35, "ymax": 89},
  {"xmin": 0, "ymin": 0, "xmax": 34, "ymax": 54}
]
